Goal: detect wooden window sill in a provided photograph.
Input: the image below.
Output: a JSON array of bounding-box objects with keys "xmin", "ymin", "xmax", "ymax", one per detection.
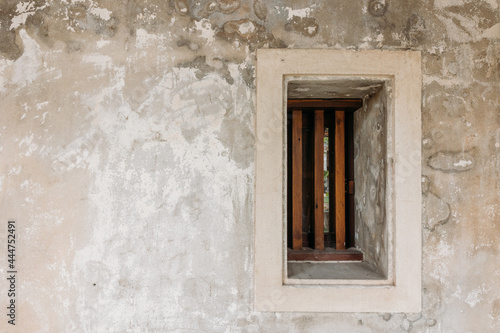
[{"xmin": 287, "ymin": 247, "xmax": 363, "ymax": 261}]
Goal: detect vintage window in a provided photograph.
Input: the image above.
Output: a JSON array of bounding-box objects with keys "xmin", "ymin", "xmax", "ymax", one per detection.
[
  {"xmin": 285, "ymin": 78, "xmax": 391, "ymax": 282},
  {"xmin": 254, "ymin": 49, "xmax": 422, "ymax": 313},
  {"xmin": 286, "ymin": 99, "xmax": 363, "ymax": 261}
]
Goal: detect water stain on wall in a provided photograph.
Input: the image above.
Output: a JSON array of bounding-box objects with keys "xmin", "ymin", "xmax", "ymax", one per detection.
[{"xmin": 0, "ymin": 0, "xmax": 498, "ymax": 331}]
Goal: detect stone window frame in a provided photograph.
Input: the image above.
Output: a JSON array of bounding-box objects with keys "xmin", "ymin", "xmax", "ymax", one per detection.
[{"xmin": 254, "ymin": 49, "xmax": 422, "ymax": 312}]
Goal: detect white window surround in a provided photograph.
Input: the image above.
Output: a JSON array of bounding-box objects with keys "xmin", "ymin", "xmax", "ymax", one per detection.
[{"xmin": 254, "ymin": 49, "xmax": 422, "ymax": 313}]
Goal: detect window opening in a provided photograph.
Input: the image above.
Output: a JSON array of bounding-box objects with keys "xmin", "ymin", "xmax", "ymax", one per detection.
[
  {"xmin": 254, "ymin": 49, "xmax": 422, "ymax": 312},
  {"xmin": 287, "ymin": 99, "xmax": 362, "ymax": 261}
]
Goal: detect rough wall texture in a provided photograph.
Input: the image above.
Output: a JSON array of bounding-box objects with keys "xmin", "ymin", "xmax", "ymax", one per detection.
[
  {"xmin": 0, "ymin": 0, "xmax": 498, "ymax": 332},
  {"xmin": 354, "ymin": 84, "xmax": 389, "ymax": 277}
]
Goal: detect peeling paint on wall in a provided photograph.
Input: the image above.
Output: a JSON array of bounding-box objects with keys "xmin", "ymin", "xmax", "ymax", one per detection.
[{"xmin": 0, "ymin": 0, "xmax": 499, "ymax": 331}]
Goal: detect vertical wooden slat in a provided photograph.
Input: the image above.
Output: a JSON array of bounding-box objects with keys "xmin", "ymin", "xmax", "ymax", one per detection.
[
  {"xmin": 287, "ymin": 110, "xmax": 293, "ymax": 248},
  {"xmin": 313, "ymin": 110, "xmax": 325, "ymax": 250},
  {"xmin": 335, "ymin": 111, "xmax": 346, "ymax": 250},
  {"xmin": 346, "ymin": 111, "xmax": 355, "ymax": 248},
  {"xmin": 328, "ymin": 113, "xmax": 335, "ymax": 247},
  {"xmin": 292, "ymin": 110, "xmax": 303, "ymax": 250}
]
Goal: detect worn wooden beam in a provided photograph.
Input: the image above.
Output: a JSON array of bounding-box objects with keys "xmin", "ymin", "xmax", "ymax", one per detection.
[
  {"xmin": 335, "ymin": 111, "xmax": 346, "ymax": 250},
  {"xmin": 346, "ymin": 111, "xmax": 355, "ymax": 248},
  {"xmin": 327, "ymin": 113, "xmax": 335, "ymax": 247},
  {"xmin": 313, "ymin": 110, "xmax": 325, "ymax": 250},
  {"xmin": 287, "ymin": 247, "xmax": 363, "ymax": 261},
  {"xmin": 288, "ymin": 99, "xmax": 363, "ymax": 110}
]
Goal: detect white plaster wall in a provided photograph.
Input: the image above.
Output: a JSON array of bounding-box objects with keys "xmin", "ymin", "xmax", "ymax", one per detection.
[{"xmin": 0, "ymin": 0, "xmax": 498, "ymax": 332}]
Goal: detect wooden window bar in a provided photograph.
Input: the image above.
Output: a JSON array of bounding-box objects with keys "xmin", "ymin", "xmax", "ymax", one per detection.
[
  {"xmin": 287, "ymin": 99, "xmax": 362, "ymax": 261},
  {"xmin": 313, "ymin": 110, "xmax": 325, "ymax": 251},
  {"xmin": 334, "ymin": 111, "xmax": 346, "ymax": 250}
]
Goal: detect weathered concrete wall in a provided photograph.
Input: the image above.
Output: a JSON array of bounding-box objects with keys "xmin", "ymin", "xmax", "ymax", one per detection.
[
  {"xmin": 0, "ymin": 0, "xmax": 498, "ymax": 332},
  {"xmin": 354, "ymin": 84, "xmax": 388, "ymax": 277}
]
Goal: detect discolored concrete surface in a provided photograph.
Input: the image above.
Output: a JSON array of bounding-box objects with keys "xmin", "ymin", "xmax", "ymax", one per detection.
[{"xmin": 0, "ymin": 0, "xmax": 498, "ymax": 331}]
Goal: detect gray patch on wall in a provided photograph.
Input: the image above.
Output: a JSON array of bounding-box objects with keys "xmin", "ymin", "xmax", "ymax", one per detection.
[
  {"xmin": 368, "ymin": 0, "xmax": 388, "ymax": 17},
  {"xmin": 0, "ymin": 1, "xmax": 24, "ymax": 60},
  {"xmin": 177, "ymin": 56, "xmax": 234, "ymax": 85},
  {"xmin": 428, "ymin": 151, "xmax": 475, "ymax": 172},
  {"xmin": 284, "ymin": 16, "xmax": 319, "ymax": 37},
  {"xmin": 217, "ymin": 114, "xmax": 254, "ymax": 169},
  {"xmin": 423, "ymin": 192, "xmax": 451, "ymax": 231},
  {"xmin": 405, "ymin": 14, "xmax": 427, "ymax": 46},
  {"xmin": 253, "ymin": 0, "xmax": 267, "ymax": 21},
  {"xmin": 217, "ymin": 19, "xmax": 287, "ymax": 50}
]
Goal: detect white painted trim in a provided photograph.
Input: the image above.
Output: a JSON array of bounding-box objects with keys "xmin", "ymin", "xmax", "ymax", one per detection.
[{"xmin": 254, "ymin": 49, "xmax": 421, "ymax": 313}]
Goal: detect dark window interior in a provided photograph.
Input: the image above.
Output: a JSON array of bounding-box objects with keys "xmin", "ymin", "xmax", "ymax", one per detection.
[{"xmin": 286, "ymin": 99, "xmax": 363, "ymax": 261}]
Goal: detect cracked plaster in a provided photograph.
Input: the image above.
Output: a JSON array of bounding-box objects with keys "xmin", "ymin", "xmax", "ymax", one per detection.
[{"xmin": 0, "ymin": 0, "xmax": 498, "ymax": 332}]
